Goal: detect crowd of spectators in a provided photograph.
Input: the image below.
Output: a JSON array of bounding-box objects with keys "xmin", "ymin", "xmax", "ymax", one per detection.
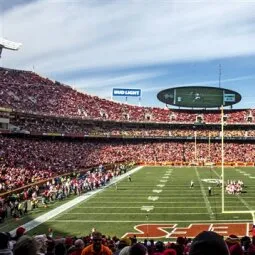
[
  {"xmin": 0, "ymin": 167, "xmax": 53, "ymax": 193},
  {"xmin": 1, "ymin": 67, "xmax": 255, "ymax": 124},
  {"xmin": 0, "ymin": 163, "xmax": 126, "ymax": 222},
  {"xmin": 8, "ymin": 114, "xmax": 255, "ymax": 138},
  {"xmin": 1, "ymin": 131, "xmax": 255, "ymax": 195},
  {"xmin": 1, "ymin": 228, "xmax": 255, "ymax": 255},
  {"xmin": 1, "ymin": 136, "xmax": 255, "ymax": 173}
]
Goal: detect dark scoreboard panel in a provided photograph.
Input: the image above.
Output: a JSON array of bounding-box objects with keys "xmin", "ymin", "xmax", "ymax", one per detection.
[{"xmin": 157, "ymin": 86, "xmax": 241, "ymax": 108}]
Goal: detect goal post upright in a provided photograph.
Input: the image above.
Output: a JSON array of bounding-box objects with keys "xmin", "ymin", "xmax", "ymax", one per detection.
[
  {"xmin": 221, "ymin": 105, "xmax": 254, "ymax": 223},
  {"xmin": 221, "ymin": 105, "xmax": 225, "ymax": 213}
]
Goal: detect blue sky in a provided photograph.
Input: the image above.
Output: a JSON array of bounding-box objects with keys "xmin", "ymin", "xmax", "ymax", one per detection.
[{"xmin": 1, "ymin": 0, "xmax": 255, "ymax": 108}]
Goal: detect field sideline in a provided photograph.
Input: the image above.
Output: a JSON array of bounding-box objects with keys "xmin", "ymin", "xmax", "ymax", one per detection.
[{"xmin": 3, "ymin": 166, "xmax": 255, "ymax": 239}]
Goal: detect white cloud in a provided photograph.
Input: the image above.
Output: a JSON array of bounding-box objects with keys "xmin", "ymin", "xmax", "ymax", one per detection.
[
  {"xmin": 1, "ymin": 0, "xmax": 255, "ymax": 76},
  {"xmin": 142, "ymin": 75, "xmax": 255, "ymax": 93},
  {"xmin": 66, "ymin": 71, "xmax": 166, "ymax": 89}
]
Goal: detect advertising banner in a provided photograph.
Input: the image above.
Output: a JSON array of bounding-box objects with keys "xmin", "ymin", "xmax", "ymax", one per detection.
[{"xmin": 112, "ymin": 88, "xmax": 141, "ymax": 97}]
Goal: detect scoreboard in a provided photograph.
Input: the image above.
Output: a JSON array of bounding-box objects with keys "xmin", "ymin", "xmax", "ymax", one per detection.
[{"xmin": 157, "ymin": 86, "xmax": 241, "ymax": 108}]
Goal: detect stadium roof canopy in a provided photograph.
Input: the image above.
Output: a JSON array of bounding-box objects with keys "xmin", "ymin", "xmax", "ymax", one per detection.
[{"xmin": 0, "ymin": 38, "xmax": 22, "ymax": 50}]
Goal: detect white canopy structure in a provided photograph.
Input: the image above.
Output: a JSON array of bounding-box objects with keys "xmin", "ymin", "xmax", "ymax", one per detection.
[{"xmin": 0, "ymin": 38, "xmax": 22, "ymax": 57}]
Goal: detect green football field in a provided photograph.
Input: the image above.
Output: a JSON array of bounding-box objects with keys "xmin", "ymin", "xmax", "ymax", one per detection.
[{"xmin": 2, "ymin": 166, "xmax": 255, "ymax": 238}]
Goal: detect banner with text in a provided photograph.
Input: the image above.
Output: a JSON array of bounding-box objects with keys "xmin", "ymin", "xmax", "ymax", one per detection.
[{"xmin": 113, "ymin": 88, "xmax": 141, "ymax": 97}]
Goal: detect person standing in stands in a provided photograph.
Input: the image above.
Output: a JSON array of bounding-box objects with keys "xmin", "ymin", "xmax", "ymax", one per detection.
[{"xmin": 81, "ymin": 231, "xmax": 112, "ymax": 255}]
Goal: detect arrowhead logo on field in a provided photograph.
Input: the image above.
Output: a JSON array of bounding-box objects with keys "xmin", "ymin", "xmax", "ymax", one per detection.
[
  {"xmin": 153, "ymin": 190, "xmax": 162, "ymax": 193},
  {"xmin": 157, "ymin": 184, "xmax": 165, "ymax": 188},
  {"xmin": 160, "ymin": 180, "xmax": 167, "ymax": 183},
  {"xmin": 122, "ymin": 223, "xmax": 252, "ymax": 239},
  {"xmin": 148, "ymin": 196, "xmax": 159, "ymax": 201},
  {"xmin": 141, "ymin": 206, "xmax": 154, "ymax": 212}
]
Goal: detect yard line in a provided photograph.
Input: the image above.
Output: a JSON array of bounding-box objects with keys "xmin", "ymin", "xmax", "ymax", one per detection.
[
  {"xmin": 85, "ymin": 201, "xmax": 242, "ymax": 204},
  {"xmin": 94, "ymin": 197, "xmax": 205, "ymax": 200},
  {"xmin": 49, "ymin": 219, "xmax": 252, "ymax": 223},
  {"xmin": 77, "ymin": 206, "xmax": 219, "ymax": 209},
  {"xmin": 195, "ymin": 167, "xmax": 215, "ymax": 220},
  {"xmin": 66, "ymin": 212, "xmax": 210, "ymax": 215},
  {"xmin": 77, "ymin": 206, "xmax": 248, "ymax": 209},
  {"xmin": 96, "ymin": 196, "xmax": 205, "ymax": 198}
]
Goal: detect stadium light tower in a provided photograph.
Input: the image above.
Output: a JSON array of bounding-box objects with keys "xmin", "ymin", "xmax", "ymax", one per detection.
[{"xmin": 0, "ymin": 37, "xmax": 22, "ymax": 58}]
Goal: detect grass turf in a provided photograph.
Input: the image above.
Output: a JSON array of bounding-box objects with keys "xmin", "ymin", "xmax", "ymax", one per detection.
[{"xmin": 1, "ymin": 166, "xmax": 255, "ymax": 238}]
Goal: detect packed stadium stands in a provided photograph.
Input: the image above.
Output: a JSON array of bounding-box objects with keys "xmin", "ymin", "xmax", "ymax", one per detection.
[
  {"xmin": 1, "ymin": 67, "xmax": 255, "ymax": 195},
  {"xmin": 1, "ymin": 67, "xmax": 255, "ymax": 255},
  {"xmin": 8, "ymin": 114, "xmax": 255, "ymax": 137},
  {"xmin": 1, "ymin": 67, "xmax": 255, "ymax": 124}
]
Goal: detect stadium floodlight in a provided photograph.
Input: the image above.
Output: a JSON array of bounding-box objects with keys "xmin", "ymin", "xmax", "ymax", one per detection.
[{"xmin": 0, "ymin": 37, "xmax": 22, "ymax": 57}]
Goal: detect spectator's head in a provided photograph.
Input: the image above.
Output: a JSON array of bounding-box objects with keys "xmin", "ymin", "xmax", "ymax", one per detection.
[
  {"xmin": 74, "ymin": 239, "xmax": 84, "ymax": 249},
  {"xmin": 13, "ymin": 235, "xmax": 38, "ymax": 255},
  {"xmin": 118, "ymin": 237, "xmax": 131, "ymax": 250},
  {"xmin": 92, "ymin": 232, "xmax": 103, "ymax": 252},
  {"xmin": 65, "ymin": 236, "xmax": 73, "ymax": 248},
  {"xmin": 0, "ymin": 232, "xmax": 10, "ymax": 249},
  {"xmin": 176, "ymin": 236, "xmax": 185, "ymax": 245},
  {"xmin": 229, "ymin": 243, "xmax": 244, "ymax": 255},
  {"xmin": 226, "ymin": 234, "xmax": 242, "ymax": 255},
  {"xmin": 119, "ymin": 246, "xmax": 130, "ymax": 255},
  {"xmin": 189, "ymin": 231, "xmax": 230, "ymax": 255},
  {"xmin": 155, "ymin": 241, "xmax": 165, "ymax": 252},
  {"xmin": 55, "ymin": 243, "xmax": 67, "ymax": 255},
  {"xmin": 129, "ymin": 243, "xmax": 148, "ymax": 255},
  {"xmin": 163, "ymin": 249, "xmax": 177, "ymax": 255},
  {"xmin": 16, "ymin": 226, "xmax": 26, "ymax": 238},
  {"xmin": 34, "ymin": 234, "xmax": 47, "ymax": 254}
]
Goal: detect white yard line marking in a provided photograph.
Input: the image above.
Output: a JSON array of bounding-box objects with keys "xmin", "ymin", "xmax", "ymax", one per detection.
[
  {"xmin": 85, "ymin": 201, "xmax": 246, "ymax": 204},
  {"xmin": 148, "ymin": 196, "xmax": 159, "ymax": 201},
  {"xmin": 9, "ymin": 166, "xmax": 144, "ymax": 235},
  {"xmin": 76, "ymin": 206, "xmax": 244, "ymax": 209},
  {"xmin": 195, "ymin": 167, "xmax": 215, "ymax": 220},
  {"xmin": 152, "ymin": 190, "xmax": 162, "ymax": 193},
  {"xmin": 141, "ymin": 206, "xmax": 154, "ymax": 212},
  {"xmin": 49, "ymin": 219, "xmax": 253, "ymax": 223},
  {"xmin": 157, "ymin": 184, "xmax": 165, "ymax": 188},
  {"xmin": 66, "ymin": 212, "xmax": 211, "ymax": 215}
]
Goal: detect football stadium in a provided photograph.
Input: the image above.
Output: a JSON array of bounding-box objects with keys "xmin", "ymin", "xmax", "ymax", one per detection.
[{"xmin": 1, "ymin": 1, "xmax": 255, "ymax": 255}]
